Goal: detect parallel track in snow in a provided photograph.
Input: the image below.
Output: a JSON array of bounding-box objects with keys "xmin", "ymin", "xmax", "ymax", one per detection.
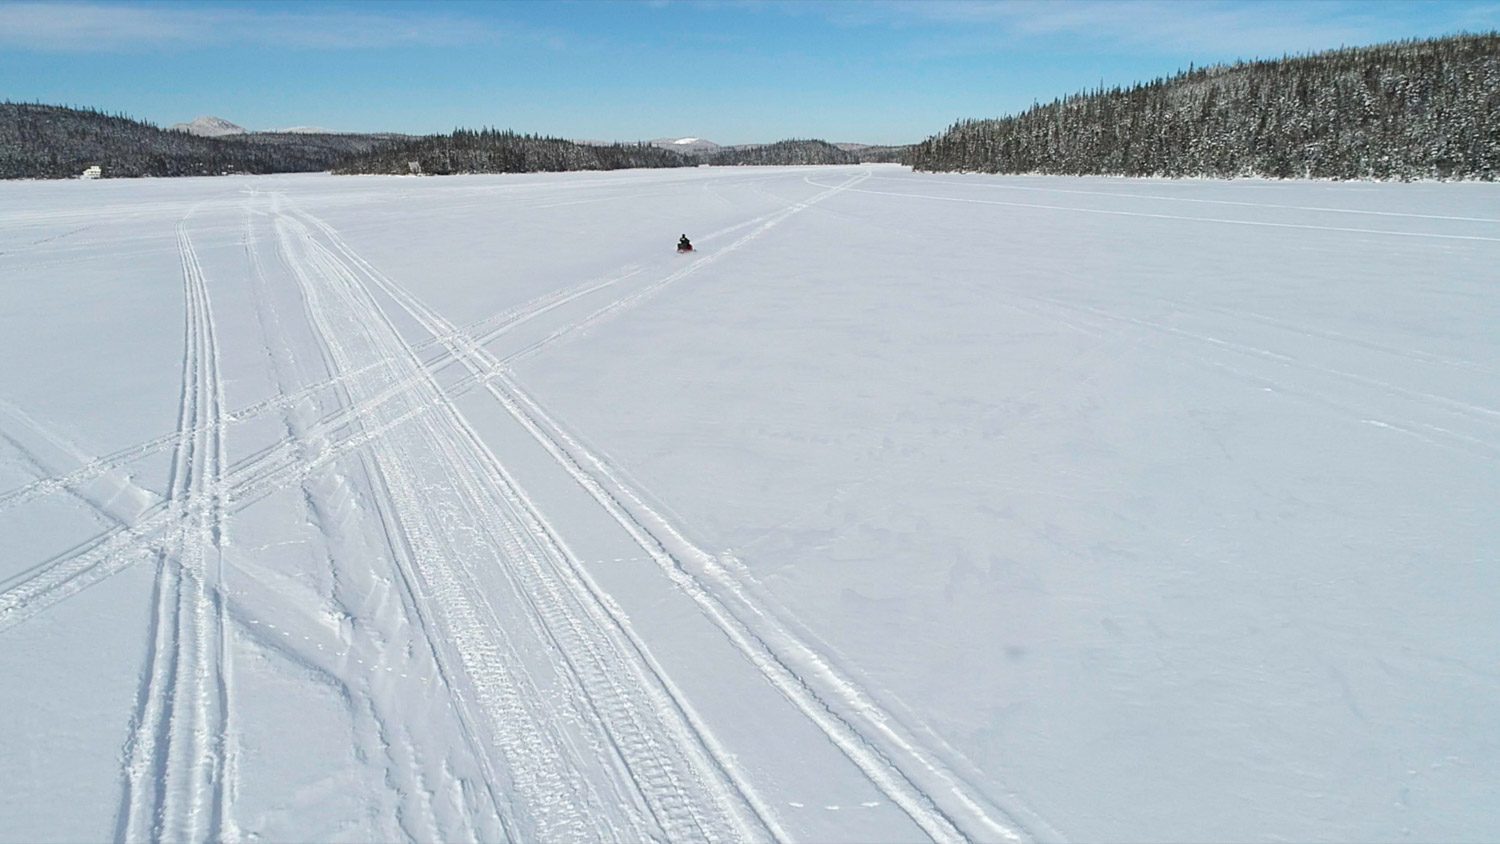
[
  {"xmin": 117, "ymin": 224, "xmax": 230, "ymax": 843},
  {"xmin": 0, "ymin": 171, "xmax": 1050, "ymax": 843},
  {"xmin": 292, "ymin": 208, "xmax": 786, "ymax": 842},
  {"xmin": 0, "ymin": 264, "xmax": 642, "ymax": 516},
  {"xmin": 0, "ymin": 253, "xmax": 650, "ymax": 631},
  {"xmin": 0, "ymin": 191, "xmax": 804, "ymax": 525},
  {"xmin": 268, "ymin": 207, "xmax": 766, "ymax": 841},
  {"xmin": 291, "ymin": 172, "xmax": 1046, "ymax": 843},
  {"xmin": 0, "ymin": 186, "xmax": 807, "ymax": 633}
]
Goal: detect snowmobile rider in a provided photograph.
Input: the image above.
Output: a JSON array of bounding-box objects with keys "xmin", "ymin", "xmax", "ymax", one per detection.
[{"xmin": 678, "ymin": 234, "xmax": 692, "ymax": 252}]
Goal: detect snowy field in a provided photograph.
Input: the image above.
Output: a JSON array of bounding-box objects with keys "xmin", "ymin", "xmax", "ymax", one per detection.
[{"xmin": 1, "ymin": 165, "xmax": 1497, "ymax": 843}]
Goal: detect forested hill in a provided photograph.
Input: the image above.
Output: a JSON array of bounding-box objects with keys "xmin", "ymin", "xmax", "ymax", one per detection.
[
  {"xmin": 706, "ymin": 139, "xmax": 858, "ymax": 166},
  {"xmin": 0, "ymin": 103, "xmax": 392, "ymax": 179},
  {"xmin": 334, "ymin": 133, "xmax": 890, "ymax": 174},
  {"xmin": 0, "ymin": 105, "xmax": 901, "ymax": 179},
  {"xmin": 333, "ymin": 129, "xmax": 693, "ymax": 174},
  {"xmin": 908, "ymin": 33, "xmax": 1500, "ymax": 180}
]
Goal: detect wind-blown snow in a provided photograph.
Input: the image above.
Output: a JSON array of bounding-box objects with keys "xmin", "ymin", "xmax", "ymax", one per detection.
[{"xmin": 1, "ymin": 166, "xmax": 1497, "ymax": 843}]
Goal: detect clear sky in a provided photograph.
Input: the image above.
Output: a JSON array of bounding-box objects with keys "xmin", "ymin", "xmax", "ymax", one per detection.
[{"xmin": 1, "ymin": 0, "xmax": 1495, "ymax": 145}]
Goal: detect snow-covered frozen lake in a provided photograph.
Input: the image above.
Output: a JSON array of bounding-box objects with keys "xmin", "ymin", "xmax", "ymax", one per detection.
[{"xmin": 1, "ymin": 165, "xmax": 1497, "ymax": 842}]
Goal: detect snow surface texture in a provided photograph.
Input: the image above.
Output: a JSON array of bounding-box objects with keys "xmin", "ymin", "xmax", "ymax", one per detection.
[
  {"xmin": 0, "ymin": 165, "xmax": 1496, "ymax": 843},
  {"xmin": 168, "ymin": 116, "xmax": 249, "ymax": 137}
]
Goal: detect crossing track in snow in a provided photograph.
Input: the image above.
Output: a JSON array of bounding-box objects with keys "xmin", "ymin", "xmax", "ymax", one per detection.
[
  {"xmin": 501, "ymin": 170, "xmax": 872, "ymax": 366},
  {"xmin": 0, "ymin": 174, "xmax": 839, "ymax": 632},
  {"xmin": 0, "ymin": 255, "xmax": 652, "ymax": 631},
  {"xmin": 287, "ymin": 172, "xmax": 1050, "ymax": 843},
  {"xmin": 267, "ymin": 206, "xmax": 769, "ymax": 842},
  {"xmin": 116, "ymin": 222, "xmax": 231, "ymax": 843},
  {"xmin": 0, "ymin": 169, "xmax": 1041, "ymax": 842},
  {"xmin": 0, "ymin": 167, "xmax": 1113, "ymax": 843},
  {"xmin": 4, "ymin": 166, "xmax": 1499, "ymax": 844},
  {"xmin": 0, "ymin": 199, "xmax": 790, "ymax": 519},
  {"xmin": 0, "ymin": 174, "xmax": 813, "ymax": 526}
]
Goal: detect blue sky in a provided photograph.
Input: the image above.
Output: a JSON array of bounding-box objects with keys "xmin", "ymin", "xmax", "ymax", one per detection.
[{"xmin": 1, "ymin": 0, "xmax": 1495, "ymax": 144}]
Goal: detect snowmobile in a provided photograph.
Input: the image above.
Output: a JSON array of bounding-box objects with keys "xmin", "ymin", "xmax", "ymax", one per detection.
[{"xmin": 677, "ymin": 234, "xmax": 694, "ymax": 253}]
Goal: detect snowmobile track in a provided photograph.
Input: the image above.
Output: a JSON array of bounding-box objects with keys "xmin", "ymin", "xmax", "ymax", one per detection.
[
  {"xmin": 294, "ymin": 206, "xmax": 783, "ymax": 841},
  {"xmin": 287, "ymin": 173, "xmax": 1049, "ymax": 843},
  {"xmin": 117, "ymin": 222, "xmax": 230, "ymax": 844},
  {"xmin": 276, "ymin": 205, "xmax": 767, "ymax": 841},
  {"xmin": 0, "ymin": 182, "xmax": 833, "ymax": 628}
]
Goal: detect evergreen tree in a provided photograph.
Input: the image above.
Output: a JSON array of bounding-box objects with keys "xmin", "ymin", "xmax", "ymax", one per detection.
[
  {"xmin": 905, "ymin": 34, "xmax": 1500, "ymax": 180},
  {"xmin": 333, "ymin": 128, "xmax": 694, "ymax": 175},
  {"xmin": 0, "ymin": 103, "xmax": 396, "ymax": 179}
]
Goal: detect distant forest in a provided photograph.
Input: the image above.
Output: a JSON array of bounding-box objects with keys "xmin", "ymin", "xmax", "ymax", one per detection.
[
  {"xmin": 907, "ymin": 33, "xmax": 1500, "ymax": 180},
  {"xmin": 335, "ymin": 133, "xmax": 904, "ymax": 174},
  {"xmin": 845, "ymin": 145, "xmax": 909, "ymax": 164},
  {"xmin": 5, "ymin": 32, "xmax": 1496, "ymax": 181},
  {"xmin": 696, "ymin": 140, "xmax": 906, "ymax": 166},
  {"xmin": 0, "ymin": 103, "xmax": 391, "ymax": 179},
  {"xmin": 704, "ymin": 139, "xmax": 858, "ymax": 166},
  {"xmin": 333, "ymin": 129, "xmax": 692, "ymax": 175},
  {"xmin": 0, "ymin": 104, "xmax": 900, "ymax": 178}
]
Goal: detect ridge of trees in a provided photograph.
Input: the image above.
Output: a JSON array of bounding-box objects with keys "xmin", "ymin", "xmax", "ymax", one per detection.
[
  {"xmin": 332, "ymin": 128, "xmax": 693, "ymax": 174},
  {"xmin": 0, "ymin": 102, "xmax": 391, "ymax": 179},
  {"xmin": 335, "ymin": 133, "xmax": 898, "ymax": 174},
  {"xmin": 10, "ymin": 33, "xmax": 1495, "ymax": 182},
  {"xmin": 906, "ymin": 33, "xmax": 1500, "ymax": 180},
  {"xmin": 704, "ymin": 139, "xmax": 858, "ymax": 166},
  {"xmin": 0, "ymin": 104, "xmax": 889, "ymax": 179}
]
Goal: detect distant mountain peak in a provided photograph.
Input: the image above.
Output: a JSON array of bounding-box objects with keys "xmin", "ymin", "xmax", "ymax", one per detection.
[
  {"xmin": 170, "ymin": 116, "xmax": 247, "ymax": 137},
  {"xmin": 649, "ymin": 137, "xmax": 720, "ymax": 154}
]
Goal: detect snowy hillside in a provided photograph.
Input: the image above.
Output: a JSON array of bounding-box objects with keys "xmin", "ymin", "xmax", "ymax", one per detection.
[
  {"xmin": 1, "ymin": 166, "xmax": 1497, "ymax": 842},
  {"xmin": 651, "ymin": 136, "xmax": 721, "ymax": 154},
  {"xmin": 169, "ymin": 116, "xmax": 248, "ymax": 137}
]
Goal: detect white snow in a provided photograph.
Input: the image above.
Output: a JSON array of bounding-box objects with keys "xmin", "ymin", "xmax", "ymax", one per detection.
[
  {"xmin": 1, "ymin": 165, "xmax": 1498, "ymax": 842},
  {"xmin": 169, "ymin": 116, "xmax": 248, "ymax": 137},
  {"xmin": 651, "ymin": 137, "xmax": 721, "ymax": 153}
]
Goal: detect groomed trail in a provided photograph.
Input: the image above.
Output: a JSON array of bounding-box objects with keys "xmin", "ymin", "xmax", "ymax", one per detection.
[
  {"xmin": 0, "ymin": 167, "xmax": 1037, "ymax": 843},
  {"xmin": 2, "ymin": 166, "xmax": 1498, "ymax": 843}
]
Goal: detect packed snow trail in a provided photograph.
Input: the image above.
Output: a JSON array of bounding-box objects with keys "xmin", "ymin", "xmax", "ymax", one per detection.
[
  {"xmin": 4, "ymin": 167, "xmax": 1498, "ymax": 843},
  {"xmin": 267, "ymin": 204, "xmax": 775, "ymax": 841},
  {"xmin": 119, "ymin": 224, "xmax": 230, "ymax": 842},
  {"xmin": 0, "ymin": 173, "xmax": 851, "ymax": 841},
  {"xmin": 286, "ymin": 174, "xmax": 1044, "ymax": 842}
]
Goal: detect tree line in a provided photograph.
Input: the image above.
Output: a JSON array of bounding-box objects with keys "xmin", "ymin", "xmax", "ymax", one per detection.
[
  {"xmin": 0, "ymin": 103, "xmax": 391, "ymax": 179},
  {"xmin": 332, "ymin": 128, "xmax": 693, "ymax": 174},
  {"xmin": 0, "ymin": 105, "xmax": 890, "ymax": 178},
  {"xmin": 703, "ymin": 139, "xmax": 859, "ymax": 166},
  {"xmin": 906, "ymin": 33, "xmax": 1500, "ymax": 180},
  {"xmin": 335, "ymin": 133, "xmax": 900, "ymax": 174},
  {"xmin": 9, "ymin": 33, "xmax": 1494, "ymax": 182}
]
